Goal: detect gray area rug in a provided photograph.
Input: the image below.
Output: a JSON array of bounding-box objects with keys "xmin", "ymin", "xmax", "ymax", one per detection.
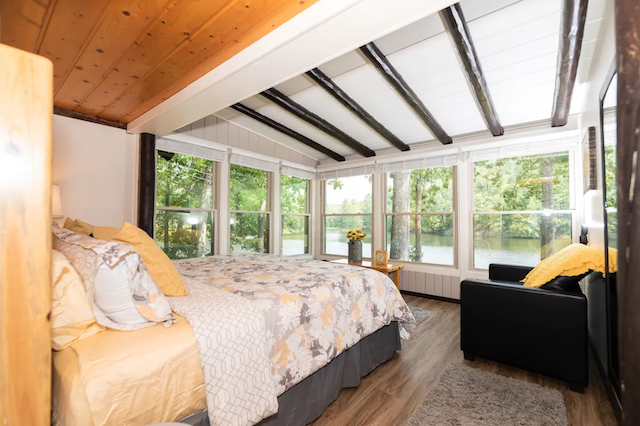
[
  {"xmin": 405, "ymin": 307, "xmax": 430, "ymax": 333},
  {"xmin": 410, "ymin": 306, "xmax": 430, "ymax": 325},
  {"xmin": 407, "ymin": 364, "xmax": 568, "ymax": 426}
]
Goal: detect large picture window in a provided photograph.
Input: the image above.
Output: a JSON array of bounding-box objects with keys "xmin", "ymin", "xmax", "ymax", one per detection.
[
  {"xmin": 323, "ymin": 175, "xmax": 372, "ymax": 258},
  {"xmin": 230, "ymin": 164, "xmax": 270, "ymax": 253},
  {"xmin": 155, "ymin": 151, "xmax": 215, "ymax": 259},
  {"xmin": 281, "ymin": 175, "xmax": 310, "ymax": 256},
  {"xmin": 472, "ymin": 152, "xmax": 573, "ymax": 269},
  {"xmin": 385, "ymin": 167, "xmax": 455, "ymax": 265}
]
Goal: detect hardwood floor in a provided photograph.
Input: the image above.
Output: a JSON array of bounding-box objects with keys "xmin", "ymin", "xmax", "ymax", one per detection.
[{"xmin": 311, "ymin": 295, "xmax": 618, "ymax": 426}]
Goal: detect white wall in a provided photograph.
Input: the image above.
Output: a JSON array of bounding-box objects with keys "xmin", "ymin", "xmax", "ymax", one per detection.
[{"xmin": 52, "ymin": 115, "xmax": 138, "ymax": 227}]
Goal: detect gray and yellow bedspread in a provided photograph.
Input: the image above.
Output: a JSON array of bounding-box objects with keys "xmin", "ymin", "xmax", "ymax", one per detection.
[{"xmin": 171, "ymin": 255, "xmax": 414, "ymax": 424}]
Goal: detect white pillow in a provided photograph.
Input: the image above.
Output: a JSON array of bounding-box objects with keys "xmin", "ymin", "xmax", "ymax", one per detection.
[
  {"xmin": 52, "ymin": 227, "xmax": 175, "ymax": 331},
  {"xmin": 94, "ymin": 255, "xmax": 147, "ymax": 325}
]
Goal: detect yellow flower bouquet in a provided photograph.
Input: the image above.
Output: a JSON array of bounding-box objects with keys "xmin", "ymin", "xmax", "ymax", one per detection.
[{"xmin": 346, "ymin": 229, "xmax": 367, "ymax": 241}]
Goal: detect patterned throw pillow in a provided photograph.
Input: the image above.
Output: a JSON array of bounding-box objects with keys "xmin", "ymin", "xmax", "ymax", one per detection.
[{"xmin": 52, "ymin": 227, "xmax": 175, "ymax": 331}]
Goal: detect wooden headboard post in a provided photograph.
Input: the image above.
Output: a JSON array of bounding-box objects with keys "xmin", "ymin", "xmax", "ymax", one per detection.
[{"xmin": 0, "ymin": 44, "xmax": 53, "ymax": 426}]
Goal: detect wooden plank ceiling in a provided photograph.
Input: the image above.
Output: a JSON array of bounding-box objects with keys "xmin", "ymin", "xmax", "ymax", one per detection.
[{"xmin": 0, "ymin": 0, "xmax": 318, "ymax": 125}]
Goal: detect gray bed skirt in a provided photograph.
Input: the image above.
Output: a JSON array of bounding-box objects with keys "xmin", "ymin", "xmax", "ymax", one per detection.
[{"xmin": 179, "ymin": 321, "xmax": 401, "ymax": 426}]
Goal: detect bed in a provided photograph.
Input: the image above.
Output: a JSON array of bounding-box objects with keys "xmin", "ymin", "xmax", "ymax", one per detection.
[{"xmin": 52, "ymin": 254, "xmax": 413, "ymax": 426}]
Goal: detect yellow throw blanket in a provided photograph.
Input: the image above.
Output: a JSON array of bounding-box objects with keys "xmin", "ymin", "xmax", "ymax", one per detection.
[{"xmin": 522, "ymin": 244, "xmax": 618, "ymax": 288}]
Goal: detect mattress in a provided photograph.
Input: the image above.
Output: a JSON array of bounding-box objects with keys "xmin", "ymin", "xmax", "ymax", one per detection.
[{"xmin": 52, "ymin": 314, "xmax": 206, "ymax": 426}]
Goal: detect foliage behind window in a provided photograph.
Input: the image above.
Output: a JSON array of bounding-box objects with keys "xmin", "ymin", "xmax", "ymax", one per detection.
[
  {"xmin": 157, "ymin": 151, "xmax": 213, "ymax": 209},
  {"xmin": 385, "ymin": 167, "xmax": 454, "ymax": 265},
  {"xmin": 473, "ymin": 153, "xmax": 570, "ymax": 212},
  {"xmin": 230, "ymin": 164, "xmax": 270, "ymax": 253},
  {"xmin": 230, "ymin": 164, "xmax": 268, "ymax": 211},
  {"xmin": 281, "ymin": 175, "xmax": 309, "ymax": 256},
  {"xmin": 472, "ymin": 152, "xmax": 572, "ymax": 269},
  {"xmin": 323, "ymin": 175, "xmax": 372, "ymax": 257},
  {"xmin": 387, "ymin": 167, "xmax": 453, "ymax": 213},
  {"xmin": 281, "ymin": 175, "xmax": 308, "ymax": 214},
  {"xmin": 156, "ymin": 151, "xmax": 215, "ymax": 260}
]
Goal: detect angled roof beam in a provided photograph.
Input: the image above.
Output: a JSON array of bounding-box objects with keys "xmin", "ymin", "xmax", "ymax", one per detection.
[
  {"xmin": 306, "ymin": 68, "xmax": 410, "ymax": 152},
  {"xmin": 551, "ymin": 0, "xmax": 588, "ymax": 127},
  {"xmin": 260, "ymin": 88, "xmax": 376, "ymax": 157},
  {"xmin": 440, "ymin": 3, "xmax": 504, "ymax": 137},
  {"xmin": 359, "ymin": 42, "xmax": 452, "ymax": 145},
  {"xmin": 230, "ymin": 103, "xmax": 346, "ymax": 162}
]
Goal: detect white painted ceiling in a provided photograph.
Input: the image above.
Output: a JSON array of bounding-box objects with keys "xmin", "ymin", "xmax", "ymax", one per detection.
[{"xmin": 214, "ymin": 0, "xmax": 608, "ymax": 161}]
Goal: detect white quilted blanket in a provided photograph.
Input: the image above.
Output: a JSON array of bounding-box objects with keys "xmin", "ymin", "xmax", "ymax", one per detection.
[{"xmin": 168, "ymin": 282, "xmax": 278, "ymax": 426}]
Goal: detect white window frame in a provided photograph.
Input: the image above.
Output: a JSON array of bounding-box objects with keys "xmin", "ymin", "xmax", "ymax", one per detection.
[
  {"xmin": 321, "ymin": 175, "xmax": 374, "ymax": 259},
  {"xmin": 154, "ymin": 150, "xmax": 219, "ymax": 257},
  {"xmin": 280, "ymin": 175, "xmax": 311, "ymax": 256},
  {"xmin": 468, "ymin": 150, "xmax": 577, "ymax": 271},
  {"xmin": 383, "ymin": 166, "xmax": 458, "ymax": 268},
  {"xmin": 228, "ymin": 163, "xmax": 272, "ymax": 254}
]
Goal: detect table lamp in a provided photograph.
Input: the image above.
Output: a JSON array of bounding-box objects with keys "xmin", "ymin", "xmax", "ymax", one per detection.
[{"xmin": 52, "ymin": 184, "xmax": 63, "ymax": 226}]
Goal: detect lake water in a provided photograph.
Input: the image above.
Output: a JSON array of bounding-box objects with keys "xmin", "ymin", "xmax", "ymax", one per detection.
[{"xmin": 311, "ymin": 231, "xmax": 571, "ymax": 269}]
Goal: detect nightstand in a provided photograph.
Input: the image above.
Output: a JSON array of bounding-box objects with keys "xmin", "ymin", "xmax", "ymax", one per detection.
[{"xmin": 330, "ymin": 258, "xmax": 404, "ymax": 289}]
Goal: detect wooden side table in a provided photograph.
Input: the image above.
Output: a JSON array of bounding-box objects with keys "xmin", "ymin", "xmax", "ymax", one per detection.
[{"xmin": 330, "ymin": 259, "xmax": 404, "ymax": 289}]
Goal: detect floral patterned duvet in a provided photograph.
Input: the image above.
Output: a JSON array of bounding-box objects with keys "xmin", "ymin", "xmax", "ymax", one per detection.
[{"xmin": 173, "ymin": 254, "xmax": 414, "ymax": 395}]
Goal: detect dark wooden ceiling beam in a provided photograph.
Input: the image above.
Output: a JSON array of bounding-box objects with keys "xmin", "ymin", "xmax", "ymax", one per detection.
[
  {"xmin": 306, "ymin": 68, "xmax": 410, "ymax": 152},
  {"xmin": 551, "ymin": 0, "xmax": 588, "ymax": 127},
  {"xmin": 260, "ymin": 88, "xmax": 376, "ymax": 157},
  {"xmin": 440, "ymin": 3, "xmax": 504, "ymax": 137},
  {"xmin": 230, "ymin": 103, "xmax": 346, "ymax": 162},
  {"xmin": 359, "ymin": 42, "xmax": 452, "ymax": 145},
  {"xmin": 53, "ymin": 106, "xmax": 126, "ymax": 129}
]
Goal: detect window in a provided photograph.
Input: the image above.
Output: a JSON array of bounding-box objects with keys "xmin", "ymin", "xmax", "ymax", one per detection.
[
  {"xmin": 230, "ymin": 164, "xmax": 270, "ymax": 253},
  {"xmin": 472, "ymin": 152, "xmax": 573, "ymax": 269},
  {"xmin": 323, "ymin": 175, "xmax": 372, "ymax": 258},
  {"xmin": 603, "ymin": 123, "xmax": 617, "ymax": 248},
  {"xmin": 385, "ymin": 167, "xmax": 455, "ymax": 265},
  {"xmin": 155, "ymin": 151, "xmax": 215, "ymax": 259},
  {"xmin": 281, "ymin": 175, "xmax": 310, "ymax": 256}
]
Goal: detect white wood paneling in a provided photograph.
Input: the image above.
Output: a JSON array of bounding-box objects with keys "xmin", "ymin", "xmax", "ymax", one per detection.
[
  {"xmin": 177, "ymin": 116, "xmax": 318, "ymax": 168},
  {"xmin": 426, "ymin": 273, "xmax": 435, "ymax": 295},
  {"xmin": 434, "ymin": 274, "xmax": 443, "ymax": 296},
  {"xmin": 402, "ymin": 271, "xmax": 460, "ymax": 300},
  {"xmin": 288, "ymin": 85, "xmax": 392, "ymax": 151},
  {"xmin": 442, "ymin": 275, "xmax": 451, "ymax": 298},
  {"xmin": 415, "ymin": 272, "xmax": 427, "ymax": 294},
  {"xmin": 275, "ymin": 75, "xmax": 314, "ymax": 97},
  {"xmin": 386, "ymin": 31, "xmax": 487, "ymax": 136},
  {"xmin": 451, "ymin": 276, "xmax": 461, "ymax": 299},
  {"xmin": 331, "ymin": 64, "xmax": 434, "ymax": 144},
  {"xmin": 469, "ymin": 0, "xmax": 561, "ymax": 126},
  {"xmin": 400, "ymin": 270, "xmax": 409, "ymax": 291},
  {"xmin": 408, "ymin": 271, "xmax": 416, "ymax": 292}
]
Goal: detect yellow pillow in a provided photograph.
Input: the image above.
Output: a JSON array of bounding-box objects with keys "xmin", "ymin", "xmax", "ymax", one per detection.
[
  {"xmin": 76, "ymin": 219, "xmax": 94, "ymax": 236},
  {"xmin": 522, "ymin": 244, "xmax": 618, "ymax": 288},
  {"xmin": 93, "ymin": 226, "xmax": 122, "ymax": 241},
  {"xmin": 113, "ymin": 222, "xmax": 188, "ymax": 296},
  {"xmin": 51, "ymin": 250, "xmax": 103, "ymax": 350},
  {"xmin": 63, "ymin": 218, "xmax": 93, "ymax": 235}
]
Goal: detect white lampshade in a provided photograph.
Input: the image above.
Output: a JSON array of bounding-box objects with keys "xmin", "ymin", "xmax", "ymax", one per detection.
[
  {"xmin": 583, "ymin": 190, "xmax": 603, "ymax": 227},
  {"xmin": 52, "ymin": 184, "xmax": 63, "ymax": 218}
]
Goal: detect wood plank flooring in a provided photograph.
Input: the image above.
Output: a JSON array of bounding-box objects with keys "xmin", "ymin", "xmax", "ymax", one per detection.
[{"xmin": 311, "ymin": 296, "xmax": 618, "ymax": 426}]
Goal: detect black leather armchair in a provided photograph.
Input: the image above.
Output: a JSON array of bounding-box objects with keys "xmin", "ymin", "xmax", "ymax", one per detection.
[{"xmin": 461, "ymin": 264, "xmax": 588, "ymax": 392}]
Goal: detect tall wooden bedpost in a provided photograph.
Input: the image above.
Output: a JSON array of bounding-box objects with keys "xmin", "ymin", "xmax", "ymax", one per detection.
[
  {"xmin": 615, "ymin": 0, "xmax": 640, "ymax": 424},
  {"xmin": 0, "ymin": 44, "xmax": 53, "ymax": 426}
]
